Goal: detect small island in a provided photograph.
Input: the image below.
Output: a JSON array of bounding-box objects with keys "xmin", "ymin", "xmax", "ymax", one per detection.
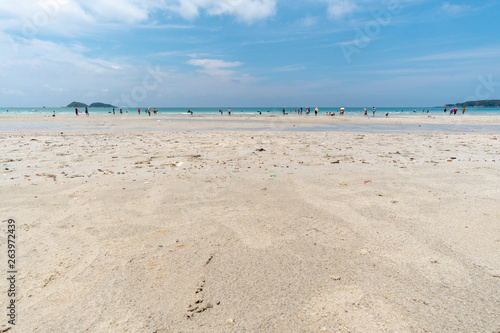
[
  {"xmin": 66, "ymin": 101, "xmax": 88, "ymax": 108},
  {"xmin": 441, "ymin": 99, "xmax": 500, "ymax": 108},
  {"xmin": 89, "ymin": 102, "xmax": 115, "ymax": 108},
  {"xmin": 66, "ymin": 101, "xmax": 115, "ymax": 108}
]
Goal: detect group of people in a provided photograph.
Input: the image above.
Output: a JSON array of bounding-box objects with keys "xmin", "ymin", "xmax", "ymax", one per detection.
[
  {"xmin": 74, "ymin": 107, "xmax": 89, "ymax": 116},
  {"xmin": 218, "ymin": 108, "xmax": 232, "ymax": 115},
  {"xmin": 275, "ymin": 106, "xmax": 381, "ymax": 117},
  {"xmin": 444, "ymin": 107, "xmax": 466, "ymax": 115},
  {"xmin": 273, "ymin": 106, "xmax": 383, "ymax": 117},
  {"xmin": 110, "ymin": 107, "xmax": 123, "ymax": 114},
  {"xmin": 107, "ymin": 107, "xmax": 158, "ymax": 115},
  {"xmin": 71, "ymin": 106, "xmax": 466, "ymax": 117},
  {"xmin": 137, "ymin": 107, "xmax": 157, "ymax": 116}
]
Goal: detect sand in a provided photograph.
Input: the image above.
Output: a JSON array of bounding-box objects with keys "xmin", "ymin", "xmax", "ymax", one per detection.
[{"xmin": 0, "ymin": 115, "xmax": 499, "ymax": 332}]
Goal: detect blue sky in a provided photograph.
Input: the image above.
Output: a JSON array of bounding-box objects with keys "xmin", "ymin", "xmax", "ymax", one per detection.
[{"xmin": 1, "ymin": 0, "xmax": 499, "ymax": 107}]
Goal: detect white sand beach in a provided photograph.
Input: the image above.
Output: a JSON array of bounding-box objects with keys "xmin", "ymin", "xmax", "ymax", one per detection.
[{"xmin": 1, "ymin": 115, "xmax": 499, "ymax": 332}]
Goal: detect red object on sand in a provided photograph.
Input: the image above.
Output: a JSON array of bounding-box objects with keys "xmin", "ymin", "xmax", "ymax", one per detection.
[{"xmin": 364, "ymin": 180, "xmax": 372, "ymax": 184}]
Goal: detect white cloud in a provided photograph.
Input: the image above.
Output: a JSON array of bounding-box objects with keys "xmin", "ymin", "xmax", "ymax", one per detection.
[
  {"xmin": 407, "ymin": 47, "xmax": 500, "ymax": 62},
  {"xmin": 0, "ymin": 0, "xmax": 157, "ymax": 26},
  {"xmin": 43, "ymin": 84, "xmax": 68, "ymax": 93},
  {"xmin": 0, "ymin": 0, "xmax": 276, "ymax": 39},
  {"xmin": 78, "ymin": 0, "xmax": 153, "ymax": 24},
  {"xmin": 273, "ymin": 64, "xmax": 306, "ymax": 72},
  {"xmin": 187, "ymin": 58, "xmax": 243, "ymax": 76},
  {"xmin": 0, "ymin": 34, "xmax": 142, "ymax": 105},
  {"xmin": 325, "ymin": 0, "xmax": 358, "ymax": 19},
  {"xmin": 336, "ymin": 35, "xmax": 376, "ymax": 46},
  {"xmin": 171, "ymin": 0, "xmax": 277, "ymax": 23},
  {"xmin": 301, "ymin": 15, "xmax": 318, "ymax": 27},
  {"xmin": 0, "ymin": 37, "xmax": 126, "ymax": 74},
  {"xmin": 440, "ymin": 2, "xmax": 470, "ymax": 16},
  {"xmin": 0, "ymin": 88, "xmax": 24, "ymax": 96},
  {"xmin": 316, "ymin": 0, "xmax": 417, "ymax": 20}
]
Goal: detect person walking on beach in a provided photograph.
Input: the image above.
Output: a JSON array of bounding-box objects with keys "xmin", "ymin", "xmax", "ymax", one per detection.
[
  {"xmin": 372, "ymin": 106, "xmax": 376, "ymax": 117},
  {"xmin": 314, "ymin": 107, "xmax": 318, "ymax": 116},
  {"xmin": 462, "ymin": 107, "xmax": 466, "ymax": 114},
  {"xmin": 120, "ymin": 108, "xmax": 123, "ymax": 114},
  {"xmin": 228, "ymin": 107, "xmax": 231, "ymax": 116},
  {"xmin": 364, "ymin": 108, "xmax": 367, "ymax": 116},
  {"xmin": 75, "ymin": 107, "xmax": 78, "ymax": 116},
  {"xmin": 85, "ymin": 106, "xmax": 89, "ymax": 116},
  {"xmin": 138, "ymin": 108, "xmax": 140, "ymax": 115},
  {"xmin": 147, "ymin": 107, "xmax": 151, "ymax": 116}
]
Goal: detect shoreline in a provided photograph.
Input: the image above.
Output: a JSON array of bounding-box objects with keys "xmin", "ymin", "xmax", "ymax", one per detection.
[{"xmin": 1, "ymin": 114, "xmax": 500, "ymax": 133}]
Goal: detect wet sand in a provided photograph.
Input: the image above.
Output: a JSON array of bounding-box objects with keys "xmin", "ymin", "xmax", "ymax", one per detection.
[
  {"xmin": 1, "ymin": 113, "xmax": 500, "ymax": 132},
  {"xmin": 1, "ymin": 115, "xmax": 499, "ymax": 332}
]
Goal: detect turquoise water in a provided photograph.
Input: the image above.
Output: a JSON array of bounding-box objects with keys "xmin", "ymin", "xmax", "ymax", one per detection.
[{"xmin": 1, "ymin": 106, "xmax": 500, "ymax": 116}]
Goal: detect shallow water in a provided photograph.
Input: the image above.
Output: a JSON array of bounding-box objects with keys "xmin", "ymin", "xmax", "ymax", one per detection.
[
  {"xmin": 2, "ymin": 106, "xmax": 500, "ymax": 117},
  {"xmin": 1, "ymin": 118, "xmax": 499, "ymax": 133}
]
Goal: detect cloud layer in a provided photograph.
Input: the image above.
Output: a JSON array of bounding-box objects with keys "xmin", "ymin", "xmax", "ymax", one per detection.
[
  {"xmin": 172, "ymin": 0, "xmax": 277, "ymax": 23},
  {"xmin": 0, "ymin": 0, "xmax": 277, "ymax": 34}
]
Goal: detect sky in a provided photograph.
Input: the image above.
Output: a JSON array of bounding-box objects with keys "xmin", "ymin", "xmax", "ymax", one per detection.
[{"xmin": 1, "ymin": 0, "xmax": 500, "ymax": 107}]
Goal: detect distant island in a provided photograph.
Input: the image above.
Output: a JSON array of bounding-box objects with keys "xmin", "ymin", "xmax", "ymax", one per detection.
[
  {"xmin": 89, "ymin": 102, "xmax": 116, "ymax": 108},
  {"xmin": 66, "ymin": 101, "xmax": 88, "ymax": 108},
  {"xmin": 441, "ymin": 99, "xmax": 500, "ymax": 108},
  {"xmin": 66, "ymin": 101, "xmax": 115, "ymax": 108}
]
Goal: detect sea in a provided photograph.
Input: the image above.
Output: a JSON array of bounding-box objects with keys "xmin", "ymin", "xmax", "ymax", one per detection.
[
  {"xmin": 1, "ymin": 106, "xmax": 500, "ymax": 117},
  {"xmin": 1, "ymin": 106, "xmax": 499, "ymax": 133}
]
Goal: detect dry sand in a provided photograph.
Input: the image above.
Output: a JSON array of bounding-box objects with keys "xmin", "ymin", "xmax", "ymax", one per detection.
[{"xmin": 1, "ymin": 115, "xmax": 499, "ymax": 332}]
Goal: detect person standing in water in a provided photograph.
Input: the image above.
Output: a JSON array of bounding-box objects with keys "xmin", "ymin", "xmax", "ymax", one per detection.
[
  {"xmin": 462, "ymin": 106, "xmax": 466, "ymax": 114},
  {"xmin": 75, "ymin": 107, "xmax": 79, "ymax": 116},
  {"xmin": 85, "ymin": 106, "xmax": 89, "ymax": 116},
  {"xmin": 228, "ymin": 107, "xmax": 231, "ymax": 116},
  {"xmin": 138, "ymin": 108, "xmax": 141, "ymax": 115},
  {"xmin": 372, "ymin": 106, "xmax": 376, "ymax": 117}
]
